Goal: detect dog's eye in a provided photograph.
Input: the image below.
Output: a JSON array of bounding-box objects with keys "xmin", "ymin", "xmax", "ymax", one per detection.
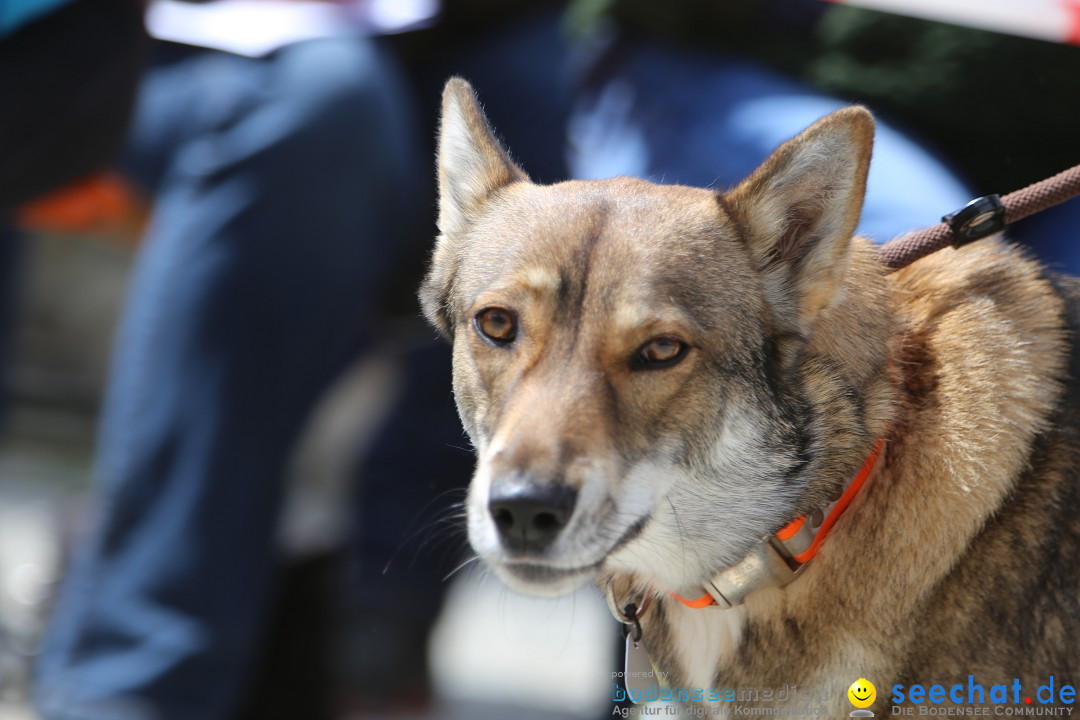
[
  {"xmin": 474, "ymin": 307, "xmax": 517, "ymax": 345},
  {"xmin": 635, "ymin": 338, "xmax": 688, "ymax": 369}
]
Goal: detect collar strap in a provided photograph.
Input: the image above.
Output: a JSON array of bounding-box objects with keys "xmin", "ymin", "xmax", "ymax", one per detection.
[{"xmin": 669, "ymin": 435, "xmax": 885, "ymax": 610}]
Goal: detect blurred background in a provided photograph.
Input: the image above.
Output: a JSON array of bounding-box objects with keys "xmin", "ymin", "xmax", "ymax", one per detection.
[{"xmin": 1, "ymin": 1, "xmax": 1078, "ymax": 719}]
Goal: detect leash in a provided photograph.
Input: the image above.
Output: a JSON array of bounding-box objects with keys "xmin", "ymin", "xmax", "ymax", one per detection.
[{"xmin": 877, "ymin": 162, "xmax": 1080, "ymax": 272}]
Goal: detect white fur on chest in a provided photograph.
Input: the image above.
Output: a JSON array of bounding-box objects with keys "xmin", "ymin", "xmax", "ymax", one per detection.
[{"xmin": 663, "ymin": 601, "xmax": 745, "ymax": 690}]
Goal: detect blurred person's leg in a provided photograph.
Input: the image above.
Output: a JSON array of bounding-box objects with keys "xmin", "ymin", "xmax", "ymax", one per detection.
[
  {"xmin": 339, "ymin": 339, "xmax": 476, "ymax": 714},
  {"xmin": 567, "ymin": 41, "xmax": 972, "ymax": 243},
  {"xmin": 34, "ymin": 37, "xmax": 421, "ymax": 720}
]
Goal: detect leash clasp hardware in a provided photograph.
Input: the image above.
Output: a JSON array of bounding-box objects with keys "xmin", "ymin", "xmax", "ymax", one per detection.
[
  {"xmin": 620, "ymin": 602, "xmax": 644, "ymax": 642},
  {"xmin": 943, "ymin": 194, "xmax": 1006, "ymax": 246}
]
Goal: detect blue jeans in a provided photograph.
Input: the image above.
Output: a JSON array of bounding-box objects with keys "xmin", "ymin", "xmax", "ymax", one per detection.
[
  {"xmin": 34, "ymin": 37, "xmax": 422, "ymax": 720},
  {"xmin": 567, "ymin": 43, "xmax": 973, "ymax": 243}
]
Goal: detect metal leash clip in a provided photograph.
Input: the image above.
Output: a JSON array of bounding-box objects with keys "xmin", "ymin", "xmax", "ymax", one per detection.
[{"xmin": 620, "ymin": 602, "xmax": 643, "ymax": 642}]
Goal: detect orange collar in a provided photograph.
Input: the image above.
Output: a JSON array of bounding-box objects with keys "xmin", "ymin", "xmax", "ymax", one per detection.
[{"xmin": 669, "ymin": 436, "xmax": 885, "ymax": 610}]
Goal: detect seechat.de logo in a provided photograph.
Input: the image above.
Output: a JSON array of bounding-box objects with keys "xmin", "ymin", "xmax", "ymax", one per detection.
[{"xmin": 890, "ymin": 676, "xmax": 1076, "ymax": 715}]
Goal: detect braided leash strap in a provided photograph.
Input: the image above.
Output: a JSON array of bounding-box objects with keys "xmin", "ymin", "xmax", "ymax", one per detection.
[{"xmin": 877, "ymin": 164, "xmax": 1080, "ymax": 272}]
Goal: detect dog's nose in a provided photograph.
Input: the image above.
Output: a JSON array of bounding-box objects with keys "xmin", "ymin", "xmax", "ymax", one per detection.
[{"xmin": 488, "ymin": 482, "xmax": 577, "ymax": 554}]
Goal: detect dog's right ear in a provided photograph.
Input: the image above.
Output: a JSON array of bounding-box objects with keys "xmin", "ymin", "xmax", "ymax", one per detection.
[
  {"xmin": 421, "ymin": 78, "xmax": 528, "ymax": 336},
  {"xmin": 436, "ymin": 77, "xmax": 527, "ymax": 236}
]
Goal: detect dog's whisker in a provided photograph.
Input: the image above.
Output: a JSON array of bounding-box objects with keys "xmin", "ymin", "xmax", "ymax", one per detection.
[
  {"xmin": 442, "ymin": 554, "xmax": 481, "ymax": 583},
  {"xmin": 407, "ymin": 522, "xmax": 469, "ymax": 570},
  {"xmin": 382, "ymin": 494, "xmax": 468, "ymax": 574},
  {"xmin": 665, "ymin": 494, "xmax": 691, "ymax": 580}
]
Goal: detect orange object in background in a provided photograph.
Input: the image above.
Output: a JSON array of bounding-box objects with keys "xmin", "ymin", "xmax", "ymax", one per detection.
[{"xmin": 17, "ymin": 172, "xmax": 146, "ymax": 238}]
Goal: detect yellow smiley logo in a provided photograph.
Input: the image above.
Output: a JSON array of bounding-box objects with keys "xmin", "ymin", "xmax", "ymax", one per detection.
[{"xmin": 848, "ymin": 678, "xmax": 876, "ymax": 708}]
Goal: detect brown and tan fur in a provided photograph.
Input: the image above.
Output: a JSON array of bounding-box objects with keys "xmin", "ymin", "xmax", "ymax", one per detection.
[{"xmin": 420, "ymin": 78, "xmax": 1080, "ymax": 714}]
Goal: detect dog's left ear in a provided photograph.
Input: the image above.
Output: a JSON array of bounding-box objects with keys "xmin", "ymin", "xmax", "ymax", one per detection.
[{"xmin": 724, "ymin": 106, "xmax": 874, "ymax": 334}]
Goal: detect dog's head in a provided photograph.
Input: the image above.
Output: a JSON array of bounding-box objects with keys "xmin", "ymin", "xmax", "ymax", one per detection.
[{"xmin": 420, "ymin": 78, "xmax": 894, "ymax": 598}]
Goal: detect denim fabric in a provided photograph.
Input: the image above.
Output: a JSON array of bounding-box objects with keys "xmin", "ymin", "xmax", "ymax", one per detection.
[
  {"xmin": 34, "ymin": 37, "xmax": 422, "ymax": 720},
  {"xmin": 567, "ymin": 43, "xmax": 974, "ymax": 244}
]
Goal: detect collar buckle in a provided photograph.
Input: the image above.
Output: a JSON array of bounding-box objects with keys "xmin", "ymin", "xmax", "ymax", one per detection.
[{"xmin": 701, "ymin": 538, "xmax": 801, "ymax": 609}]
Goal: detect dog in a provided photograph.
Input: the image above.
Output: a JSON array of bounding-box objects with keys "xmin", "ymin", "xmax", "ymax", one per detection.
[{"xmin": 420, "ymin": 77, "xmax": 1080, "ymax": 714}]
